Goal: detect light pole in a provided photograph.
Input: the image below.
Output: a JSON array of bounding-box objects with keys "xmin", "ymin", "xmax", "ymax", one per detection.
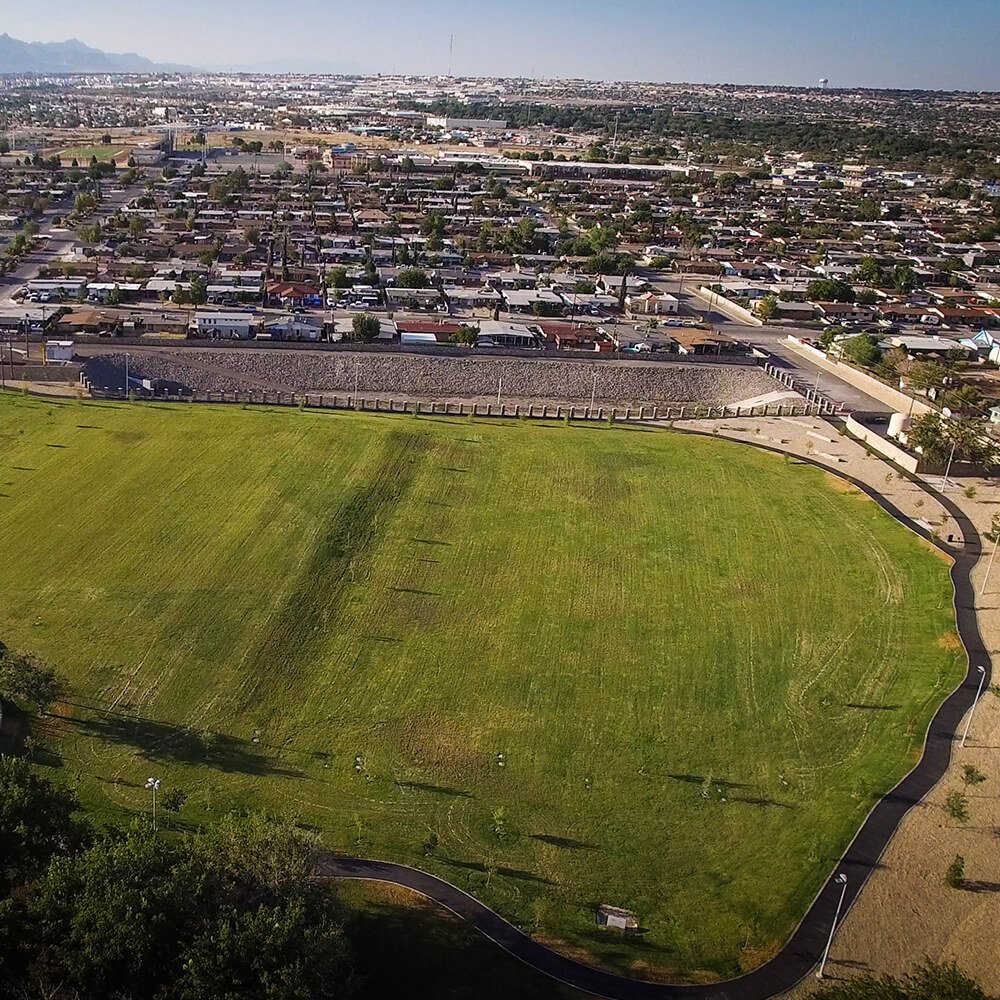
[
  {"xmin": 497, "ymin": 377, "xmax": 502, "ymax": 407},
  {"xmin": 353, "ymin": 360, "xmax": 359, "ymax": 408},
  {"xmin": 124, "ymin": 352, "xmax": 130, "ymax": 399},
  {"xmin": 145, "ymin": 777, "xmax": 161, "ymax": 830},
  {"xmin": 960, "ymin": 666, "xmax": 987, "ymax": 748},
  {"xmin": 590, "ymin": 370, "xmax": 597, "ymax": 414},
  {"xmin": 984, "ymin": 535, "xmax": 999, "ymax": 592},
  {"xmin": 942, "ymin": 439, "xmax": 958, "ymax": 492},
  {"xmin": 816, "ymin": 873, "xmax": 848, "ymax": 979}
]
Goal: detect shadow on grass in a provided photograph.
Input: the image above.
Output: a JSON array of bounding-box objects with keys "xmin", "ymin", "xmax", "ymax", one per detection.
[
  {"xmin": 63, "ymin": 708, "xmax": 303, "ymax": 778},
  {"xmin": 437, "ymin": 856, "xmax": 555, "ymax": 885},
  {"xmin": 396, "ymin": 780, "xmax": 475, "ymax": 798},
  {"xmin": 666, "ymin": 773, "xmax": 751, "ymax": 790},
  {"xmin": 346, "ymin": 894, "xmax": 583, "ymax": 999},
  {"xmin": 529, "ymin": 834, "xmax": 600, "ymax": 851}
]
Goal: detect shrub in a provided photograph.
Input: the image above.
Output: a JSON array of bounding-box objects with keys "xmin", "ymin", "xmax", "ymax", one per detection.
[{"xmin": 945, "ymin": 854, "xmax": 966, "ymax": 888}]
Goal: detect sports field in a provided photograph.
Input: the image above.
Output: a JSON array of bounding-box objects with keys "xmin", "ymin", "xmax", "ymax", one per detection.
[
  {"xmin": 57, "ymin": 145, "xmax": 129, "ymax": 161},
  {"xmin": 0, "ymin": 394, "xmax": 963, "ymax": 980}
]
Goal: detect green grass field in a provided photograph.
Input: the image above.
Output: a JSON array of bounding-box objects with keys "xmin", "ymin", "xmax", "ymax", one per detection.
[
  {"xmin": 0, "ymin": 394, "xmax": 962, "ymax": 980},
  {"xmin": 57, "ymin": 145, "xmax": 129, "ymax": 161}
]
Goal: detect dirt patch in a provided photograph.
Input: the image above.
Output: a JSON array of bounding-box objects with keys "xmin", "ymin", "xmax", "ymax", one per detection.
[
  {"xmin": 824, "ymin": 471, "xmax": 862, "ymax": 494},
  {"xmin": 399, "ymin": 713, "xmax": 483, "ymax": 778},
  {"xmin": 937, "ymin": 631, "xmax": 963, "ymax": 653}
]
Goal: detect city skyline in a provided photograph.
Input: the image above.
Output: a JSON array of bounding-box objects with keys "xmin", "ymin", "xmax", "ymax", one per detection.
[{"xmin": 1, "ymin": 0, "xmax": 998, "ymax": 90}]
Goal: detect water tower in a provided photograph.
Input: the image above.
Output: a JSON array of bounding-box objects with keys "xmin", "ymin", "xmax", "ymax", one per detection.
[{"xmin": 819, "ymin": 77, "xmax": 829, "ymax": 90}]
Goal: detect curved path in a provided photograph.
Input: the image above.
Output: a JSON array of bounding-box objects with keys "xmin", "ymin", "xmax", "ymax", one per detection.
[{"xmin": 318, "ymin": 438, "xmax": 993, "ymax": 1000}]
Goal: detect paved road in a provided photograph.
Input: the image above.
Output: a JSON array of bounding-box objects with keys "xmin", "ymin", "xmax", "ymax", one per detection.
[
  {"xmin": 318, "ymin": 446, "xmax": 991, "ymax": 1000},
  {"xmin": 0, "ymin": 182, "xmax": 139, "ymax": 303},
  {"xmin": 647, "ymin": 277, "xmax": 891, "ymax": 414}
]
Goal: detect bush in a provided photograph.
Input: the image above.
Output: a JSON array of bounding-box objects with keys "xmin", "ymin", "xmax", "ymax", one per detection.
[
  {"xmin": 962, "ymin": 764, "xmax": 987, "ymax": 787},
  {"xmin": 946, "ymin": 854, "xmax": 966, "ymax": 888},
  {"xmin": 944, "ymin": 790, "xmax": 970, "ymax": 823}
]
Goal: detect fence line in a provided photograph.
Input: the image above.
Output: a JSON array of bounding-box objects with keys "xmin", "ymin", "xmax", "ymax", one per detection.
[{"xmin": 83, "ymin": 375, "xmax": 837, "ymax": 422}]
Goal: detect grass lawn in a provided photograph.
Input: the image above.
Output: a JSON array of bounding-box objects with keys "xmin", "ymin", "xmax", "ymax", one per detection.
[
  {"xmin": 0, "ymin": 394, "xmax": 962, "ymax": 981},
  {"xmin": 57, "ymin": 145, "xmax": 129, "ymax": 161}
]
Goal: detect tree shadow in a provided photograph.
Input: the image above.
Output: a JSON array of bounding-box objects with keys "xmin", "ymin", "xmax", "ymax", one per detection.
[
  {"xmin": 666, "ymin": 772, "xmax": 750, "ymax": 790},
  {"xmin": 390, "ymin": 587, "xmax": 440, "ymax": 596},
  {"xmin": 396, "ymin": 780, "xmax": 475, "ymax": 798},
  {"xmin": 437, "ymin": 857, "xmax": 555, "ymax": 885},
  {"xmin": 729, "ymin": 796, "xmax": 793, "ymax": 809},
  {"xmin": 65, "ymin": 711, "xmax": 304, "ymax": 777},
  {"xmin": 529, "ymin": 834, "xmax": 600, "ymax": 851},
  {"xmin": 963, "ymin": 880, "xmax": 1000, "ymax": 893},
  {"xmin": 410, "ymin": 538, "xmax": 451, "ymax": 546},
  {"xmin": 845, "ymin": 702, "xmax": 901, "ymax": 711}
]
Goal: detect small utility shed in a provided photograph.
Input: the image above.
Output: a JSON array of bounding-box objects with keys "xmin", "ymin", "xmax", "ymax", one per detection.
[{"xmin": 45, "ymin": 340, "xmax": 74, "ymax": 363}]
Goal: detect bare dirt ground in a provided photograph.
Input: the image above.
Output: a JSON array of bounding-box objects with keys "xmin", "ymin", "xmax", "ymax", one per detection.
[{"xmin": 678, "ymin": 416, "xmax": 1000, "ymax": 996}]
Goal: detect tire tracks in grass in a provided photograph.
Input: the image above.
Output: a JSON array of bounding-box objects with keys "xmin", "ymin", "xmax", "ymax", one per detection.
[{"xmin": 232, "ymin": 429, "xmax": 429, "ymax": 713}]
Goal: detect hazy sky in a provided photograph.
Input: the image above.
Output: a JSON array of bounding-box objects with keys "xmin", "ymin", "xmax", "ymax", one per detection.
[{"xmin": 2, "ymin": 0, "xmax": 998, "ymax": 89}]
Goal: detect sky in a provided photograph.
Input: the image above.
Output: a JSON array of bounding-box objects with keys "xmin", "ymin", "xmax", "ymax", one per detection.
[{"xmin": 2, "ymin": 0, "xmax": 998, "ymax": 90}]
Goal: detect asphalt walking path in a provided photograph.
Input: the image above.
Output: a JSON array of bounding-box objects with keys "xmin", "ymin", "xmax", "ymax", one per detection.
[{"xmin": 317, "ymin": 437, "xmax": 992, "ymax": 1000}]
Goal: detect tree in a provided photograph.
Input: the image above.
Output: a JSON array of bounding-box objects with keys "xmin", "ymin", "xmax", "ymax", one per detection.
[
  {"xmin": 946, "ymin": 854, "xmax": 966, "ymax": 888},
  {"xmin": 820, "ymin": 325, "xmax": 847, "ymax": 350},
  {"xmin": 189, "ymin": 275, "xmax": 208, "ymax": 306},
  {"xmin": 839, "ymin": 333, "xmax": 882, "ymax": 367},
  {"xmin": 892, "ymin": 264, "xmax": 919, "ymax": 294},
  {"xmin": 4, "ymin": 815, "xmax": 357, "ymax": 1000},
  {"xmin": 806, "ymin": 278, "xmax": 856, "ymax": 303},
  {"xmin": 351, "ymin": 314, "xmax": 380, "ymax": 343},
  {"xmin": 451, "ymin": 324, "xmax": 478, "ymax": 346},
  {"xmin": 757, "ymin": 294, "xmax": 779, "ymax": 321},
  {"xmin": 944, "ymin": 789, "xmax": 970, "ymax": 823},
  {"xmin": 328, "ymin": 266, "xmax": 351, "ymax": 291},
  {"xmin": 814, "ymin": 961, "xmax": 993, "ymax": 1000},
  {"xmin": 854, "ymin": 255, "xmax": 887, "ymax": 287},
  {"xmin": 395, "ymin": 268, "xmax": 429, "ymax": 289},
  {"xmin": 0, "ymin": 756, "xmax": 84, "ymax": 893},
  {"xmin": 106, "ymin": 284, "xmax": 123, "ymax": 307},
  {"xmin": 0, "ymin": 647, "xmax": 59, "ymax": 721}
]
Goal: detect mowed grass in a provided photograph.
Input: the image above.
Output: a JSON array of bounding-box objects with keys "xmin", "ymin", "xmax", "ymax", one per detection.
[
  {"xmin": 0, "ymin": 394, "xmax": 962, "ymax": 980},
  {"xmin": 57, "ymin": 145, "xmax": 128, "ymax": 161}
]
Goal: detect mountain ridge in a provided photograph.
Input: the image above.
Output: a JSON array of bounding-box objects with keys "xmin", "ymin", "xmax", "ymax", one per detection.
[{"xmin": 0, "ymin": 33, "xmax": 196, "ymax": 74}]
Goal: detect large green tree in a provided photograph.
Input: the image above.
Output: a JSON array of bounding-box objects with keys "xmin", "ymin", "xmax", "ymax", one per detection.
[{"xmin": 815, "ymin": 960, "xmax": 994, "ymax": 999}]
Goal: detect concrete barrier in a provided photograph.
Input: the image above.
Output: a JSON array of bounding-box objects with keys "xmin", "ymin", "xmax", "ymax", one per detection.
[
  {"xmin": 845, "ymin": 416, "xmax": 920, "ymax": 473},
  {"xmin": 784, "ymin": 336, "xmax": 935, "ymax": 416},
  {"xmin": 694, "ymin": 287, "xmax": 763, "ymax": 326}
]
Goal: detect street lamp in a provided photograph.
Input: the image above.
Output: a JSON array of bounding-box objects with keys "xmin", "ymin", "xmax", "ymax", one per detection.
[
  {"xmin": 816, "ymin": 873, "xmax": 848, "ymax": 979},
  {"xmin": 145, "ymin": 777, "xmax": 161, "ymax": 830},
  {"xmin": 960, "ymin": 666, "xmax": 987, "ymax": 749}
]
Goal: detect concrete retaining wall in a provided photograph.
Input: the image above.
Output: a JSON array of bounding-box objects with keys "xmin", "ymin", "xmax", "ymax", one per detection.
[
  {"xmin": 784, "ymin": 336, "xmax": 935, "ymax": 416},
  {"xmin": 695, "ymin": 287, "xmax": 763, "ymax": 326},
  {"xmin": 845, "ymin": 416, "xmax": 920, "ymax": 473}
]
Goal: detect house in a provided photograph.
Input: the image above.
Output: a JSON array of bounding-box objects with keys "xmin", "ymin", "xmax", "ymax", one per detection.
[
  {"xmin": 474, "ymin": 320, "xmax": 542, "ymax": 349},
  {"xmin": 772, "ymin": 300, "xmax": 816, "ymax": 321},
  {"xmin": 672, "ymin": 330, "xmax": 741, "ymax": 355},
  {"xmin": 626, "ymin": 291, "xmax": 678, "ymax": 316},
  {"xmin": 384, "ymin": 287, "xmax": 443, "ymax": 309},
  {"xmin": 501, "ymin": 288, "xmax": 564, "ymax": 314},
  {"xmin": 263, "ymin": 315, "xmax": 325, "ymax": 341},
  {"xmin": 442, "ymin": 286, "xmax": 503, "ymax": 310},
  {"xmin": 189, "ymin": 311, "xmax": 260, "ymax": 339},
  {"xmin": 265, "ymin": 281, "xmax": 323, "ymax": 308}
]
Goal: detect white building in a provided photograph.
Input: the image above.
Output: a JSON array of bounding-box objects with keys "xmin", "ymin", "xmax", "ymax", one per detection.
[{"xmin": 190, "ymin": 311, "xmax": 259, "ymax": 339}]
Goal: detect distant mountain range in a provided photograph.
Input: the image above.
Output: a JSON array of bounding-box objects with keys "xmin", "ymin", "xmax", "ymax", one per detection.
[{"xmin": 0, "ymin": 34, "xmax": 196, "ymax": 74}]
